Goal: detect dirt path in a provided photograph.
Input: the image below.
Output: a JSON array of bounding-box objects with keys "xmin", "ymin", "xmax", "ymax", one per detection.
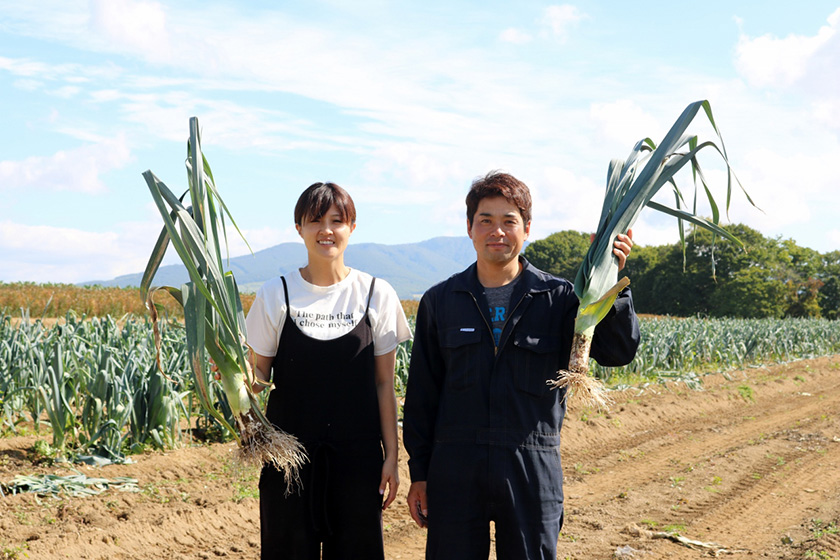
[{"xmin": 2, "ymin": 356, "xmax": 839, "ymax": 559}]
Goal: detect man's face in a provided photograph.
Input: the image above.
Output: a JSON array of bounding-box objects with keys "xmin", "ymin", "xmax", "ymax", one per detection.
[{"xmin": 468, "ymin": 196, "xmax": 531, "ymax": 267}]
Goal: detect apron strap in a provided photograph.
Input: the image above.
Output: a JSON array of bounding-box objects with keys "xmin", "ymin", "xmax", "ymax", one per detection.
[
  {"xmin": 280, "ymin": 275, "xmax": 290, "ymax": 307},
  {"xmin": 365, "ymin": 277, "xmax": 376, "ymax": 315}
]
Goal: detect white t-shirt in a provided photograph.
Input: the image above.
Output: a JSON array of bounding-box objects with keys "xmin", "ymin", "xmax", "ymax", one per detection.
[{"xmin": 246, "ymin": 268, "xmax": 412, "ymax": 358}]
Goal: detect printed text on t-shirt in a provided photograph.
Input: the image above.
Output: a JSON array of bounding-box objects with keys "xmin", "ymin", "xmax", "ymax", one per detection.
[{"xmin": 293, "ymin": 310, "xmax": 358, "ymax": 330}]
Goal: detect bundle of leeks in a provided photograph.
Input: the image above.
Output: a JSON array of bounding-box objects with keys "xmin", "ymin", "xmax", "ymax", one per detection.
[
  {"xmin": 552, "ymin": 100, "xmax": 759, "ymax": 408},
  {"xmin": 140, "ymin": 117, "xmax": 305, "ymax": 487}
]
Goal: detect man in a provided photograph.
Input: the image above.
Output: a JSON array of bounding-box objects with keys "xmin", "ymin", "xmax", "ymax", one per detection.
[{"xmin": 403, "ymin": 171, "xmax": 639, "ymax": 559}]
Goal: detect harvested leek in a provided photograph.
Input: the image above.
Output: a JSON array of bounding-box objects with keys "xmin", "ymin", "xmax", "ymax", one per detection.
[
  {"xmin": 551, "ymin": 100, "xmax": 758, "ymax": 406},
  {"xmin": 140, "ymin": 117, "xmax": 305, "ymax": 485}
]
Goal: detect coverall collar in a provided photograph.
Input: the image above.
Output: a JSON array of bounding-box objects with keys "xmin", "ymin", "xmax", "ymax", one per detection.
[{"xmin": 453, "ymin": 255, "xmax": 554, "ymax": 299}]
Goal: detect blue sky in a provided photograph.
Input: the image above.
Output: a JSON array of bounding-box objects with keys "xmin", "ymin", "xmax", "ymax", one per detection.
[{"xmin": 1, "ymin": 0, "xmax": 839, "ymax": 284}]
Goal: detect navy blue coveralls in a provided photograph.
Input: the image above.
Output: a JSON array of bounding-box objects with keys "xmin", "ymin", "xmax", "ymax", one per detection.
[
  {"xmin": 404, "ymin": 257, "xmax": 639, "ymax": 559},
  {"xmin": 259, "ymin": 277, "xmax": 385, "ymax": 560}
]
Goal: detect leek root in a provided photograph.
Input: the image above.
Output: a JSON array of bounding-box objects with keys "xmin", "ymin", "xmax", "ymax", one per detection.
[{"xmin": 549, "ymin": 331, "xmax": 613, "ymax": 409}]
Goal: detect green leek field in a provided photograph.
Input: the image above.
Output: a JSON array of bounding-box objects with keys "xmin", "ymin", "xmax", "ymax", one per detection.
[{"xmin": 2, "ymin": 306, "xmax": 839, "ymax": 464}]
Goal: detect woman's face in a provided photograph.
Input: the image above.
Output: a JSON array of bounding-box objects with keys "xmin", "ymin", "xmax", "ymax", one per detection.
[{"xmin": 296, "ymin": 203, "xmax": 356, "ymax": 262}]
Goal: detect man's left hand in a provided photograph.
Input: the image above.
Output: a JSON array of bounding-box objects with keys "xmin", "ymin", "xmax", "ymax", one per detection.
[{"xmin": 613, "ymin": 229, "xmax": 633, "ymax": 271}]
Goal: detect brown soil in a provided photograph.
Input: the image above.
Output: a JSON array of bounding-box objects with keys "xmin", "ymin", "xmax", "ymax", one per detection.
[{"xmin": 2, "ymin": 356, "xmax": 840, "ymax": 559}]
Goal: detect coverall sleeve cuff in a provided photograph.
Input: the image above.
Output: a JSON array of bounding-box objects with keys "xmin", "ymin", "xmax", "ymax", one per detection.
[{"xmin": 408, "ymin": 461, "xmax": 429, "ymax": 483}]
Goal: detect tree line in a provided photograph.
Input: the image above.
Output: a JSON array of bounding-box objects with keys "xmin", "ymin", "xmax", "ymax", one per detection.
[{"xmin": 523, "ymin": 224, "xmax": 840, "ymax": 319}]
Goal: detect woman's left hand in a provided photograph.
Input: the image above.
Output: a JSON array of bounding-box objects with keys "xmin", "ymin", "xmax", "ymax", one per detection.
[{"xmin": 379, "ymin": 455, "xmax": 399, "ymax": 510}]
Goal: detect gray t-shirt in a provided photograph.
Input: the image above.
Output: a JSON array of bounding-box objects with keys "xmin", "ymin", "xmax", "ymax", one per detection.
[{"xmin": 485, "ymin": 276, "xmax": 520, "ymax": 346}]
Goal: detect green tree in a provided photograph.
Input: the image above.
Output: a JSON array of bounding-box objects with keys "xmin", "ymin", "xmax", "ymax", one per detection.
[
  {"xmin": 778, "ymin": 240, "xmax": 824, "ymax": 317},
  {"xmin": 710, "ymin": 267, "xmax": 786, "ymax": 318},
  {"xmin": 624, "ymin": 243, "xmax": 680, "ymax": 315},
  {"xmin": 531, "ymin": 224, "xmax": 836, "ymax": 320},
  {"xmin": 631, "ymin": 224, "xmax": 787, "ymax": 318},
  {"xmin": 785, "ymin": 277, "xmax": 824, "ymax": 318},
  {"xmin": 690, "ymin": 224, "xmax": 780, "ymax": 282},
  {"xmin": 523, "ymin": 230, "xmax": 590, "ymax": 281},
  {"xmin": 819, "ymin": 250, "xmax": 840, "ymax": 320},
  {"xmin": 820, "ymin": 277, "xmax": 840, "ymax": 320}
]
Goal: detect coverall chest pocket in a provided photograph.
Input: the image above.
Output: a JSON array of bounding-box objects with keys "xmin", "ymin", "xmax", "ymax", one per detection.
[
  {"xmin": 440, "ymin": 327, "xmax": 484, "ymax": 392},
  {"xmin": 513, "ymin": 332, "xmax": 562, "ymax": 397}
]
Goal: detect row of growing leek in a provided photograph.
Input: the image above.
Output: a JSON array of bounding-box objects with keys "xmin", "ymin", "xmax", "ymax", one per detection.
[
  {"xmin": 2, "ymin": 309, "xmax": 839, "ymax": 462},
  {"xmin": 0, "ymin": 310, "xmax": 219, "ymax": 463}
]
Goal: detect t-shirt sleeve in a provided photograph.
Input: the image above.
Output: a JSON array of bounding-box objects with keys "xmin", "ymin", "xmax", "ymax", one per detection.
[
  {"xmin": 245, "ymin": 281, "xmax": 286, "ymax": 358},
  {"xmin": 369, "ymin": 279, "xmax": 413, "ymax": 356}
]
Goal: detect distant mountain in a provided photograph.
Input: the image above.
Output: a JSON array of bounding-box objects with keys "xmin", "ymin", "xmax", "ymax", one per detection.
[{"xmin": 89, "ymin": 236, "xmax": 478, "ymax": 299}]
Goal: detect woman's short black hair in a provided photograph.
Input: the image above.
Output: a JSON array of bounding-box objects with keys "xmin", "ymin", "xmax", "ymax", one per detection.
[{"xmin": 294, "ymin": 182, "xmax": 357, "ymax": 225}]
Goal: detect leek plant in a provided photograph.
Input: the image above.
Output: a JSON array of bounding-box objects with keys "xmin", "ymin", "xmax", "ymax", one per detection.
[
  {"xmin": 0, "ymin": 311, "xmax": 194, "ymax": 458},
  {"xmin": 37, "ymin": 345, "xmax": 76, "ymax": 458},
  {"xmin": 140, "ymin": 117, "xmax": 305, "ymax": 484},
  {"xmin": 552, "ymin": 100, "xmax": 758, "ymax": 406}
]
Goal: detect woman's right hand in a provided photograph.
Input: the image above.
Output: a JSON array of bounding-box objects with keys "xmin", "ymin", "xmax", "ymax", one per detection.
[{"xmin": 379, "ymin": 455, "xmax": 400, "ymax": 510}]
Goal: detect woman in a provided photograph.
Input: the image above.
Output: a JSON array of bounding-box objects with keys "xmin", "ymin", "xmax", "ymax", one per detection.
[{"xmin": 245, "ymin": 182, "xmax": 411, "ymax": 559}]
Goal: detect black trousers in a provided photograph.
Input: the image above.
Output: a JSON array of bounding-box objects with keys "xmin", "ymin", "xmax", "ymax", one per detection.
[{"xmin": 259, "ymin": 439, "xmax": 384, "ymax": 560}]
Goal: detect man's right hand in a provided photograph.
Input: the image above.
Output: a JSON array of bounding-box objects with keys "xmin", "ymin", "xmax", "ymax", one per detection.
[{"xmin": 407, "ymin": 481, "xmax": 428, "ymax": 528}]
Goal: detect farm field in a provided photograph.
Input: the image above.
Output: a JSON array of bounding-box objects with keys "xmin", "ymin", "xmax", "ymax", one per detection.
[{"xmin": 1, "ymin": 355, "xmax": 839, "ymax": 559}]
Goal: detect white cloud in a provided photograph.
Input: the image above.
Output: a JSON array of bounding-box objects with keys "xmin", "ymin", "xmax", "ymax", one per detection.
[
  {"xmin": 0, "ymin": 213, "xmax": 287, "ymax": 283},
  {"xmin": 736, "ymin": 33, "xmax": 821, "ymax": 88},
  {"xmin": 499, "ymin": 28, "xmax": 532, "ymax": 44},
  {"xmin": 735, "ymin": 8, "xmax": 840, "ymax": 92},
  {"xmin": 0, "ymin": 55, "xmax": 56, "ymax": 78},
  {"xmin": 724, "ymin": 146, "xmax": 838, "ymax": 232},
  {"xmin": 589, "ymin": 100, "xmax": 661, "ymax": 147},
  {"xmin": 0, "ymin": 221, "xmax": 116, "ymax": 255},
  {"xmin": 89, "ymin": 0, "xmax": 173, "ymax": 63},
  {"xmin": 540, "ymin": 4, "xmax": 585, "ymax": 42},
  {"xmin": 108, "ymin": 90, "xmax": 351, "ymax": 155},
  {"xmin": 2, "ymin": 0, "xmax": 838, "ymax": 278},
  {"xmin": 360, "ymin": 143, "xmax": 469, "ymax": 193},
  {"xmin": 0, "ymin": 134, "xmax": 132, "ymax": 193},
  {"xmin": 6, "ymin": 5, "xmax": 557, "ymax": 136},
  {"xmin": 811, "ymin": 98, "xmax": 840, "ymax": 130},
  {"xmin": 49, "ymin": 85, "xmax": 81, "ymax": 98},
  {"xmin": 12, "ymin": 78, "xmax": 41, "ymax": 90},
  {"xmin": 1, "ymin": 5, "xmax": 588, "ymax": 168},
  {"xmin": 528, "ymin": 165, "xmax": 603, "ymax": 239},
  {"xmin": 0, "ymin": 220, "xmax": 144, "ymax": 283},
  {"xmin": 0, "ymin": 54, "xmax": 106, "ymax": 82},
  {"xmin": 0, "ymin": 55, "xmax": 125, "ymax": 99},
  {"xmin": 0, "ymin": 1, "xmax": 89, "ymax": 42}
]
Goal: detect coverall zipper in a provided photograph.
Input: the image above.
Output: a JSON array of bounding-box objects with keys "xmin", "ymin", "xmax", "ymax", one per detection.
[{"xmin": 466, "ymin": 290, "xmax": 528, "ymax": 356}]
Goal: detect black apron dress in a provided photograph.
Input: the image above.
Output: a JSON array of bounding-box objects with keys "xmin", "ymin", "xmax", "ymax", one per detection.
[{"xmin": 259, "ymin": 276, "xmax": 385, "ymax": 560}]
